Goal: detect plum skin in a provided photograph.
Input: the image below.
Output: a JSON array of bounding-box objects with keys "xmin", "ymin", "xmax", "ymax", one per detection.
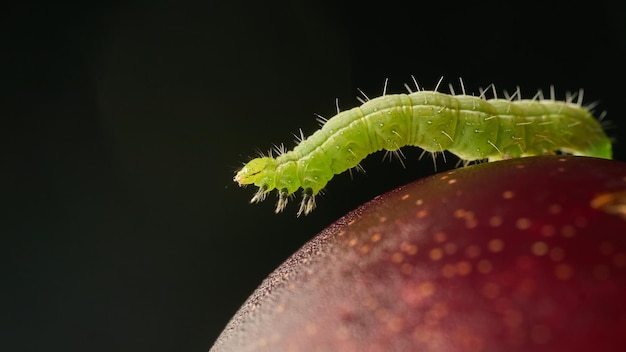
[{"xmin": 211, "ymin": 156, "xmax": 626, "ymax": 352}]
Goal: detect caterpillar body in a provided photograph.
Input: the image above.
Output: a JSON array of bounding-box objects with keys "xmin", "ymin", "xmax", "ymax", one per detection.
[{"xmin": 234, "ymin": 79, "xmax": 612, "ymax": 216}]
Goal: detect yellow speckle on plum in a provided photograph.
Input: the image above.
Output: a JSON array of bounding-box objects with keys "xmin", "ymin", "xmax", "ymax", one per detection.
[
  {"xmin": 599, "ymin": 241, "xmax": 614, "ymax": 255},
  {"xmin": 516, "ymin": 217, "xmax": 531, "ymax": 230},
  {"xmin": 613, "ymin": 252, "xmax": 626, "ymax": 268},
  {"xmin": 391, "ymin": 252, "xmax": 404, "ymax": 263},
  {"xmin": 465, "ymin": 245, "xmax": 482, "ymax": 258},
  {"xmin": 549, "ymin": 247, "xmax": 566, "ymax": 262},
  {"xmin": 400, "ymin": 242, "xmax": 419, "ymax": 255},
  {"xmin": 554, "ymin": 263, "xmax": 573, "ymax": 280},
  {"xmin": 477, "ymin": 259, "xmax": 493, "ymax": 274},
  {"xmin": 560, "ymin": 225, "xmax": 576, "ymax": 238},
  {"xmin": 531, "ymin": 241, "xmax": 549, "ymax": 256},
  {"xmin": 434, "ymin": 232, "xmax": 447, "ymax": 243},
  {"xmin": 441, "ymin": 264, "xmax": 456, "ymax": 278},
  {"xmin": 593, "ymin": 264, "xmax": 611, "ymax": 280},
  {"xmin": 456, "ymin": 261, "xmax": 472, "ymax": 275},
  {"xmin": 401, "ymin": 263, "xmax": 414, "ymax": 275},
  {"xmin": 488, "ymin": 238, "xmax": 505, "ymax": 253},
  {"xmin": 488, "ymin": 215, "xmax": 503, "ymax": 227},
  {"xmin": 482, "ymin": 282, "xmax": 500, "ymax": 299},
  {"xmin": 541, "ymin": 225, "xmax": 556, "ymax": 237},
  {"xmin": 444, "ymin": 243, "xmax": 458, "ymax": 255},
  {"xmin": 548, "ymin": 204, "xmax": 562, "ymax": 214},
  {"xmin": 305, "ymin": 323, "xmax": 318, "ymax": 336},
  {"xmin": 530, "ymin": 324, "xmax": 551, "ymax": 344},
  {"xmin": 419, "ymin": 281, "xmax": 436, "ymax": 297},
  {"xmin": 429, "ymin": 248, "xmax": 444, "ymax": 261},
  {"xmin": 503, "ymin": 308, "xmax": 524, "ymax": 328}
]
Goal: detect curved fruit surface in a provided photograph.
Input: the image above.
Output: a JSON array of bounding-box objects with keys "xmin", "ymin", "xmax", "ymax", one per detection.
[{"xmin": 211, "ymin": 156, "xmax": 626, "ymax": 352}]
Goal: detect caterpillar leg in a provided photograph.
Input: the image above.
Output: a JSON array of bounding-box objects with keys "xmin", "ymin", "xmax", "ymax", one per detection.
[
  {"xmin": 251, "ymin": 185, "xmax": 269, "ymax": 204},
  {"xmin": 275, "ymin": 188, "xmax": 290, "ymax": 214},
  {"xmin": 297, "ymin": 188, "xmax": 316, "ymax": 217}
]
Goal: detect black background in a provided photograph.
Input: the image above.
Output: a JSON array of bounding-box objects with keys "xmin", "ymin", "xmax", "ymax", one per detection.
[{"xmin": 3, "ymin": 1, "xmax": 626, "ymax": 351}]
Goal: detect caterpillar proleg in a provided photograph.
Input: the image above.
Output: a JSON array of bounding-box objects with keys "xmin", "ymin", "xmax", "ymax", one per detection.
[{"xmin": 234, "ymin": 78, "xmax": 612, "ymax": 216}]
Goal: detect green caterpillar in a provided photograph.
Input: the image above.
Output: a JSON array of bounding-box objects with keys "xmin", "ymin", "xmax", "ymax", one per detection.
[{"xmin": 234, "ymin": 78, "xmax": 612, "ymax": 216}]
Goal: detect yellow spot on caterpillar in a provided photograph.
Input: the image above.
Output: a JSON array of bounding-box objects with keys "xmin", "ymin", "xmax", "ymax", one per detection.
[
  {"xmin": 360, "ymin": 245, "xmax": 371, "ymax": 254},
  {"xmin": 370, "ymin": 233, "xmax": 382, "ymax": 242},
  {"xmin": 447, "ymin": 178, "xmax": 457, "ymax": 184},
  {"xmin": 348, "ymin": 238, "xmax": 358, "ymax": 247},
  {"xmin": 502, "ymin": 190, "xmax": 515, "ymax": 199},
  {"xmin": 401, "ymin": 194, "xmax": 410, "ymax": 200},
  {"xmin": 415, "ymin": 199, "xmax": 424, "ymax": 206}
]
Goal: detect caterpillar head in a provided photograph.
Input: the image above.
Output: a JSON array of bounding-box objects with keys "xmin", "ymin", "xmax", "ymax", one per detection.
[{"xmin": 234, "ymin": 157, "xmax": 278, "ymax": 188}]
